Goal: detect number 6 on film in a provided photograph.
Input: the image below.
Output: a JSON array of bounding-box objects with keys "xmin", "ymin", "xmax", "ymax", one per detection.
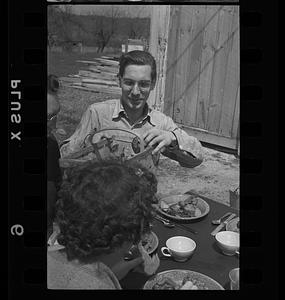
[{"xmin": 10, "ymin": 224, "xmax": 24, "ymax": 236}]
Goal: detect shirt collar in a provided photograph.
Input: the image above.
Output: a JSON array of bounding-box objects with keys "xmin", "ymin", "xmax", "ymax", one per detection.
[
  {"xmin": 112, "ymin": 99, "xmax": 152, "ymax": 122},
  {"xmin": 112, "ymin": 99, "xmax": 125, "ymax": 119}
]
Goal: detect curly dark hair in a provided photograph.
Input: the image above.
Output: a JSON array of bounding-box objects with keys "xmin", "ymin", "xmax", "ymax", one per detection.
[
  {"xmin": 56, "ymin": 159, "xmax": 158, "ymax": 263},
  {"xmin": 118, "ymin": 50, "xmax": 157, "ymax": 85}
]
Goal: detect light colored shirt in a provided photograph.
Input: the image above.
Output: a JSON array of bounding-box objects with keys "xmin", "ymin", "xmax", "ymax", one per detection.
[
  {"xmin": 47, "ymin": 250, "xmax": 122, "ymax": 289},
  {"xmin": 60, "ymin": 99, "xmax": 204, "ymax": 168}
]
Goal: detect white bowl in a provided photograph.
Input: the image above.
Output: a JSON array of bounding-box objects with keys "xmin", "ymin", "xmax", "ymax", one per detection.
[
  {"xmin": 161, "ymin": 236, "xmax": 196, "ymax": 262},
  {"xmin": 215, "ymin": 231, "xmax": 240, "ymax": 256}
]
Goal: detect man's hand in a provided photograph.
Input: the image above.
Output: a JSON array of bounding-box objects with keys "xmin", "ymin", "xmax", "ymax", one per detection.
[{"xmin": 143, "ymin": 129, "xmax": 176, "ymax": 155}]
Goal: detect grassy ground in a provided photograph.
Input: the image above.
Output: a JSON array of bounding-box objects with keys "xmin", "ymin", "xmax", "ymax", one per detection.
[
  {"xmin": 48, "ymin": 50, "xmax": 118, "ymax": 143},
  {"xmin": 48, "ymin": 50, "xmax": 120, "ymax": 78},
  {"xmin": 48, "ymin": 51, "xmax": 100, "ymax": 78}
]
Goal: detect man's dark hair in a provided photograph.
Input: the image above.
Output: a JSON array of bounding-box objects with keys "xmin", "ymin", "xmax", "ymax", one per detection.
[
  {"xmin": 48, "ymin": 74, "xmax": 60, "ymax": 95},
  {"xmin": 118, "ymin": 50, "xmax": 157, "ymax": 85},
  {"xmin": 56, "ymin": 159, "xmax": 158, "ymax": 263}
]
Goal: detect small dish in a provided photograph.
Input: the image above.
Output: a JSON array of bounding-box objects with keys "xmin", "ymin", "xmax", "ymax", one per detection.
[
  {"xmin": 226, "ymin": 217, "xmax": 240, "ymax": 233},
  {"xmin": 124, "ymin": 231, "xmax": 159, "ymax": 261},
  {"xmin": 141, "ymin": 231, "xmax": 159, "ymax": 255},
  {"xmin": 215, "ymin": 231, "xmax": 239, "ymax": 256}
]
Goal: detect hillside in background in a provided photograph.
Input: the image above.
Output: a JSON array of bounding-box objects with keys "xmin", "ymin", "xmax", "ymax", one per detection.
[{"xmin": 48, "ymin": 8, "xmax": 150, "ymax": 48}]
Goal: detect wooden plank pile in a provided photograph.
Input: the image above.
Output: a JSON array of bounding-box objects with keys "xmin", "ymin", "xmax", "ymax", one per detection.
[{"xmin": 60, "ymin": 56, "xmax": 122, "ymax": 97}]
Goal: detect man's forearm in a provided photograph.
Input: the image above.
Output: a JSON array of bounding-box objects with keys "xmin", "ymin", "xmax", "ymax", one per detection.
[{"xmin": 162, "ymin": 147, "xmax": 203, "ymax": 168}]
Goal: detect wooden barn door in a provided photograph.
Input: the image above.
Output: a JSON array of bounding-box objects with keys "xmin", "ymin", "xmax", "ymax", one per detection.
[{"xmin": 164, "ymin": 5, "xmax": 240, "ymax": 150}]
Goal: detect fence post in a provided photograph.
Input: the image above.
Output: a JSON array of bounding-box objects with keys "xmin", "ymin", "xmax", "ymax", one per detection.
[{"xmin": 148, "ymin": 5, "xmax": 171, "ymax": 112}]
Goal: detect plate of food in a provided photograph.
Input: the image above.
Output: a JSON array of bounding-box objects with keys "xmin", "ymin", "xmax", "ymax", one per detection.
[
  {"xmin": 155, "ymin": 194, "xmax": 210, "ymax": 221},
  {"xmin": 124, "ymin": 231, "xmax": 159, "ymax": 261},
  {"xmin": 141, "ymin": 231, "xmax": 159, "ymax": 254},
  {"xmin": 226, "ymin": 217, "xmax": 240, "ymax": 233},
  {"xmin": 143, "ymin": 269, "xmax": 224, "ymax": 290}
]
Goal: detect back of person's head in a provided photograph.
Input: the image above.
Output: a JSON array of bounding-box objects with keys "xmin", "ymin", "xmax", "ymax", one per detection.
[
  {"xmin": 47, "ymin": 74, "xmax": 60, "ymax": 111},
  {"xmin": 47, "ymin": 74, "xmax": 60, "ymax": 135},
  {"xmin": 119, "ymin": 50, "xmax": 157, "ymax": 85},
  {"xmin": 56, "ymin": 160, "xmax": 158, "ymax": 263},
  {"xmin": 48, "ymin": 74, "xmax": 60, "ymax": 95}
]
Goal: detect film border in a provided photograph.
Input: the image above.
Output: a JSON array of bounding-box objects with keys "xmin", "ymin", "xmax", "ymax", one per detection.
[{"xmin": 8, "ymin": 0, "xmax": 278, "ymax": 297}]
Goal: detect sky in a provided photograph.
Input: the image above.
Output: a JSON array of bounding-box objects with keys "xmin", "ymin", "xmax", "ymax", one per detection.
[{"xmin": 68, "ymin": 4, "xmax": 151, "ymax": 18}]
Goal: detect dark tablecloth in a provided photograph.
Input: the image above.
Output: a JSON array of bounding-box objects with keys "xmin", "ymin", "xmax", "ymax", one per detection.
[{"xmin": 120, "ymin": 191, "xmax": 239, "ymax": 290}]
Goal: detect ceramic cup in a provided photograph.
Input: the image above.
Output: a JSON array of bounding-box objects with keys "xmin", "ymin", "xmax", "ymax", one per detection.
[
  {"xmin": 229, "ymin": 268, "xmax": 239, "ymax": 290},
  {"xmin": 161, "ymin": 236, "xmax": 196, "ymax": 262},
  {"xmin": 215, "ymin": 231, "xmax": 240, "ymax": 256}
]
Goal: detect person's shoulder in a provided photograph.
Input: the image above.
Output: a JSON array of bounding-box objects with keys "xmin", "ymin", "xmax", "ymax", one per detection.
[
  {"xmin": 150, "ymin": 109, "xmax": 167, "ymax": 116},
  {"xmin": 149, "ymin": 108, "xmax": 172, "ymax": 123},
  {"xmin": 89, "ymin": 99, "xmax": 119, "ymax": 111},
  {"xmin": 47, "ymin": 251, "xmax": 84, "ymax": 289},
  {"xmin": 68, "ymin": 262, "xmax": 119, "ymax": 289},
  {"xmin": 47, "ymin": 250, "xmax": 69, "ymax": 278}
]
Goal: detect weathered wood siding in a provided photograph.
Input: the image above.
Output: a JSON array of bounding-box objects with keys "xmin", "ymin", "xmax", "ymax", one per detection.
[
  {"xmin": 164, "ymin": 5, "xmax": 239, "ymax": 150},
  {"xmin": 148, "ymin": 5, "xmax": 171, "ymax": 111}
]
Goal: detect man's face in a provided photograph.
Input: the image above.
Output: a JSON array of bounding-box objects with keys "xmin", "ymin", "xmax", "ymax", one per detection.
[
  {"xmin": 119, "ymin": 64, "xmax": 154, "ymax": 114},
  {"xmin": 47, "ymin": 93, "xmax": 60, "ymax": 136}
]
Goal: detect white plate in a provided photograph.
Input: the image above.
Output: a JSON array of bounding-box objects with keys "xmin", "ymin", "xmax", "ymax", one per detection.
[
  {"xmin": 156, "ymin": 194, "xmax": 210, "ymax": 222},
  {"xmin": 143, "ymin": 269, "xmax": 224, "ymax": 290}
]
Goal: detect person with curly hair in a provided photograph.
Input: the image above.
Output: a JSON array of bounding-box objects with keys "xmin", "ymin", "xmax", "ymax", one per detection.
[{"xmin": 47, "ymin": 160, "xmax": 159, "ymax": 289}]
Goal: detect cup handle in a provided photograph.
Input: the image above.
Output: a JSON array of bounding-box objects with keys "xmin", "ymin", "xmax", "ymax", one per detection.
[{"xmin": 161, "ymin": 247, "xmax": 171, "ymax": 257}]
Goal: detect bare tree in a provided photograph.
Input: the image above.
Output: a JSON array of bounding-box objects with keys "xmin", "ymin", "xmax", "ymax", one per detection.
[
  {"xmin": 94, "ymin": 6, "xmax": 123, "ymax": 53},
  {"xmin": 73, "ymin": 6, "xmax": 124, "ymax": 53},
  {"xmin": 48, "ymin": 5, "xmax": 149, "ymax": 52},
  {"xmin": 48, "ymin": 5, "xmax": 76, "ymax": 45},
  {"xmin": 48, "ymin": 5, "xmax": 93, "ymax": 51},
  {"xmin": 125, "ymin": 6, "xmax": 147, "ymax": 39}
]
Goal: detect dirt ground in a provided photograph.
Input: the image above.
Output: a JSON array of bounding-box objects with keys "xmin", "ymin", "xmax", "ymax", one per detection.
[{"xmin": 156, "ymin": 148, "xmax": 239, "ymax": 207}]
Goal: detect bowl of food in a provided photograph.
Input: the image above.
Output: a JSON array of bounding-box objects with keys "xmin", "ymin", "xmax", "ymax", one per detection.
[
  {"xmin": 124, "ymin": 231, "xmax": 159, "ymax": 261},
  {"xmin": 143, "ymin": 269, "xmax": 224, "ymax": 290},
  {"xmin": 215, "ymin": 231, "xmax": 240, "ymax": 256},
  {"xmin": 161, "ymin": 236, "xmax": 196, "ymax": 262},
  {"xmin": 156, "ymin": 194, "xmax": 210, "ymax": 222}
]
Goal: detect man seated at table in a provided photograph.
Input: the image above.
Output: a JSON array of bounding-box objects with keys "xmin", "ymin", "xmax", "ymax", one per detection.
[
  {"xmin": 60, "ymin": 50, "xmax": 204, "ymax": 169},
  {"xmin": 47, "ymin": 160, "xmax": 160, "ymax": 289}
]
